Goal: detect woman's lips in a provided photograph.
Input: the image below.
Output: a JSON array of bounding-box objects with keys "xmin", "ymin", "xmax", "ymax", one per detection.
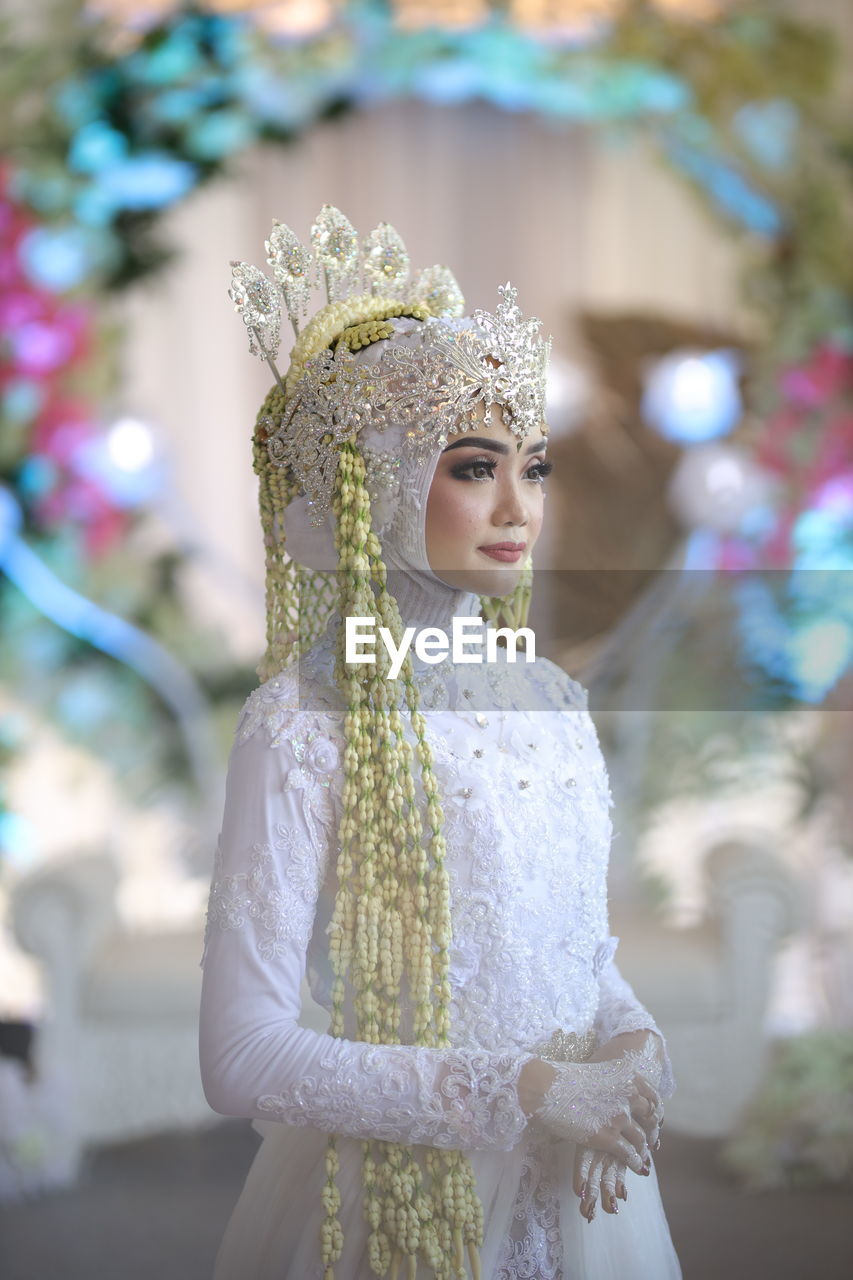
[{"xmin": 478, "ymin": 543, "xmax": 526, "ymax": 563}]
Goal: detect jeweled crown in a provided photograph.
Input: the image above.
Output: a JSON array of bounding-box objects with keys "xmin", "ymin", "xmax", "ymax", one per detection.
[
  {"xmin": 228, "ymin": 207, "xmax": 551, "ymax": 525},
  {"xmin": 228, "ymin": 204, "xmax": 466, "ymax": 390}
]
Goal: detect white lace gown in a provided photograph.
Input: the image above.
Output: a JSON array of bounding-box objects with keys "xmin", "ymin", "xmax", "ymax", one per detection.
[{"xmin": 199, "ymin": 626, "xmax": 683, "ymax": 1279}]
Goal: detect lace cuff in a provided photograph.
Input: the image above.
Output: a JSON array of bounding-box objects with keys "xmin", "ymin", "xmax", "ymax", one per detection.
[
  {"xmin": 257, "ymin": 1042, "xmax": 533, "ymax": 1152},
  {"xmin": 535, "ymin": 1040, "xmax": 662, "ymax": 1152},
  {"xmin": 593, "ymin": 939, "xmax": 675, "ymax": 1098}
]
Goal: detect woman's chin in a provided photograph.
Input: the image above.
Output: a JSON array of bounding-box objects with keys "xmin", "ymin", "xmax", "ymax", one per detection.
[{"xmin": 432, "ymin": 564, "xmax": 523, "ymax": 598}]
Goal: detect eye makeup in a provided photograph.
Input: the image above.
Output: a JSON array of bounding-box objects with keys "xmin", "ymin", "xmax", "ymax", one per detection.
[{"xmin": 449, "ymin": 456, "xmax": 553, "ymax": 483}]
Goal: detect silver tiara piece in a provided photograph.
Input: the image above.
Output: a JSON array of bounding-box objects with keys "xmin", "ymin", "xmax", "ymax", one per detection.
[
  {"xmin": 264, "ymin": 284, "xmax": 551, "ymax": 526},
  {"xmin": 228, "ymin": 205, "xmax": 466, "ymax": 388},
  {"xmin": 228, "ymin": 209, "xmax": 551, "ymax": 524}
]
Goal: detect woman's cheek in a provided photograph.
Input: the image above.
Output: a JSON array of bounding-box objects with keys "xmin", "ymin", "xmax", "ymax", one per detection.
[{"xmin": 437, "ymin": 484, "xmax": 484, "ymax": 534}]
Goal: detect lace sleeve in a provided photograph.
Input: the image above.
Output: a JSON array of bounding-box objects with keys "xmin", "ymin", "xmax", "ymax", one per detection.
[
  {"xmin": 199, "ymin": 678, "xmax": 533, "ymax": 1152},
  {"xmin": 592, "ymin": 938, "xmax": 675, "ymax": 1099}
]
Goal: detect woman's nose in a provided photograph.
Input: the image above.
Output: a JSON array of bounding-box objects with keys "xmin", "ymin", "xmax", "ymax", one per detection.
[{"xmin": 493, "ymin": 478, "xmax": 528, "ymax": 527}]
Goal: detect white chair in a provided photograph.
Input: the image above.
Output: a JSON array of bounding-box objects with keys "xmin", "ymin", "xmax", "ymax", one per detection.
[
  {"xmin": 610, "ymin": 839, "xmax": 801, "ymax": 1136},
  {"xmin": 10, "ymin": 854, "xmax": 213, "ymax": 1179}
]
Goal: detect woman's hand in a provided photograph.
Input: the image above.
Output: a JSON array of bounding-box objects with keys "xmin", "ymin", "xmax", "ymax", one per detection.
[
  {"xmin": 521, "ymin": 1056, "xmax": 654, "ymax": 1173},
  {"xmin": 573, "ymin": 1148, "xmax": 632, "ymax": 1221},
  {"xmin": 587, "ymin": 1029, "xmax": 665, "ymax": 1147},
  {"xmin": 532, "ymin": 1054, "xmax": 658, "ymax": 1172},
  {"xmin": 569, "ymin": 1032, "xmax": 667, "ymax": 1223},
  {"xmin": 572, "ymin": 1115, "xmax": 665, "ymax": 1222},
  {"xmin": 522, "ymin": 1031, "xmax": 667, "ymax": 1218}
]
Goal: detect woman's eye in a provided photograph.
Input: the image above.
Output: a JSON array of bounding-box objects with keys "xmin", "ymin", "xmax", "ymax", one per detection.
[
  {"xmin": 450, "ymin": 457, "xmax": 552, "ymax": 482},
  {"xmin": 451, "ymin": 457, "xmax": 497, "ymax": 481}
]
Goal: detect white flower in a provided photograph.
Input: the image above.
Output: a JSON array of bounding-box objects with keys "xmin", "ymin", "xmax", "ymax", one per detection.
[
  {"xmin": 592, "ymin": 935, "xmax": 619, "ymax": 978},
  {"xmin": 304, "ymin": 735, "xmax": 339, "ymax": 775},
  {"xmin": 449, "ymin": 938, "xmax": 480, "ymax": 986},
  {"xmin": 505, "ymin": 724, "xmax": 544, "ymax": 760},
  {"xmin": 446, "ymin": 775, "xmax": 489, "ymax": 814}
]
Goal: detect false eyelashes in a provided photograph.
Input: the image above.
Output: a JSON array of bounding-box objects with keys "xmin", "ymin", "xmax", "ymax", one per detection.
[{"xmin": 450, "ymin": 456, "xmax": 554, "ymax": 483}]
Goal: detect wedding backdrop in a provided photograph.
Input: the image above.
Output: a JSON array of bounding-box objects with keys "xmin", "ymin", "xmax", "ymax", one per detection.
[{"xmin": 1, "ymin": 0, "xmax": 853, "ymax": 1233}]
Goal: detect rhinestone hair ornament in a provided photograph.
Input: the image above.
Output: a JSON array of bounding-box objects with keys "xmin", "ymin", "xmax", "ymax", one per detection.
[{"xmin": 228, "ymin": 206, "xmax": 551, "ymax": 526}]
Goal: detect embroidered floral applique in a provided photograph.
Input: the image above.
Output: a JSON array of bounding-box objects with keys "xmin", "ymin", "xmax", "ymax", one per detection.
[
  {"xmin": 256, "ymin": 1045, "xmax": 530, "ymax": 1152},
  {"xmin": 204, "ymin": 635, "xmax": 674, "ymax": 1276},
  {"xmin": 204, "ymin": 830, "xmax": 327, "ymax": 960}
]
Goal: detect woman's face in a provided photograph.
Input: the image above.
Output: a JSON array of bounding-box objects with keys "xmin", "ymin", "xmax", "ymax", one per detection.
[{"xmin": 425, "ymin": 404, "xmax": 551, "ymax": 597}]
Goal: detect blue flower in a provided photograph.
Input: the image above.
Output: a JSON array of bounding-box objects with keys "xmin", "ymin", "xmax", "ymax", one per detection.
[
  {"xmin": 125, "ymin": 31, "xmax": 203, "ymax": 87},
  {"xmin": 788, "ymin": 617, "xmax": 853, "ymax": 702},
  {"xmin": 73, "ymin": 184, "xmax": 117, "ymax": 228},
  {"xmin": 141, "ymin": 87, "xmax": 208, "ymax": 126},
  {"xmin": 208, "ymin": 14, "xmax": 253, "ymax": 69},
  {"xmin": 53, "ymin": 78, "xmax": 102, "ymax": 129},
  {"xmin": 18, "ymin": 456, "xmax": 59, "ymax": 499},
  {"xmin": 671, "ymin": 143, "xmax": 782, "ymax": 235},
  {"xmin": 234, "ymin": 66, "xmax": 314, "ymax": 128},
  {"xmin": 68, "ymin": 120, "xmax": 128, "ymax": 175},
  {"xmin": 411, "ymin": 58, "xmax": 484, "ymax": 106},
  {"xmin": 184, "ymin": 109, "xmax": 256, "ymax": 160},
  {"xmin": 93, "ymin": 152, "xmax": 199, "ymax": 211},
  {"xmin": 734, "ymin": 100, "xmax": 798, "ymax": 173},
  {"xmin": 2, "ymin": 380, "xmax": 44, "ymax": 426},
  {"xmin": 18, "ymin": 226, "xmax": 99, "ymax": 292}
]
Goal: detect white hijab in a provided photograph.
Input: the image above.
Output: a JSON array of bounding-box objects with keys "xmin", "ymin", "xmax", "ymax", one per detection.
[{"xmin": 281, "ymin": 315, "xmax": 482, "ymax": 627}]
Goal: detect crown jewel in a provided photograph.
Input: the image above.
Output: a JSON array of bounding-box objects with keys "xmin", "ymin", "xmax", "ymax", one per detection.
[
  {"xmin": 229, "ymin": 208, "xmax": 550, "ymax": 526},
  {"xmin": 228, "ymin": 205, "xmax": 465, "ymax": 384}
]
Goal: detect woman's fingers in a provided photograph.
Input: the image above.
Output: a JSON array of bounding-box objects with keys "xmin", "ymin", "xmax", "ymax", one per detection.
[
  {"xmin": 632, "ymin": 1079, "xmax": 664, "ymax": 1143},
  {"xmin": 634, "ymin": 1077, "xmax": 662, "ymax": 1114},
  {"xmin": 573, "ymin": 1146, "xmax": 630, "ymax": 1220},
  {"xmin": 629, "ymin": 1097, "xmax": 661, "ymax": 1146},
  {"xmin": 629, "ymin": 1093, "xmax": 655, "ymax": 1139},
  {"xmin": 620, "ymin": 1118, "xmax": 650, "ymax": 1163},
  {"xmin": 579, "ymin": 1151, "xmax": 606, "ymax": 1221},
  {"xmin": 600, "ymin": 1157, "xmax": 619, "ymax": 1214},
  {"xmin": 573, "ymin": 1144, "xmax": 595, "ymax": 1199},
  {"xmin": 611, "ymin": 1136, "xmax": 645, "ymax": 1174},
  {"xmin": 611, "ymin": 1116, "xmax": 655, "ymax": 1175}
]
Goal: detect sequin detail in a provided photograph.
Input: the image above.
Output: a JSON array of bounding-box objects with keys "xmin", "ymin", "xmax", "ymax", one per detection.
[
  {"xmin": 203, "ymin": 647, "xmax": 674, "ymax": 1270},
  {"xmin": 267, "ymin": 284, "xmax": 550, "ymax": 527}
]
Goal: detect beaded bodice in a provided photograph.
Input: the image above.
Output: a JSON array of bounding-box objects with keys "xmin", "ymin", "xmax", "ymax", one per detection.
[
  {"xmin": 201, "ymin": 619, "xmax": 672, "ymax": 1280},
  {"xmin": 230, "ymin": 625, "xmax": 626, "ymax": 1059}
]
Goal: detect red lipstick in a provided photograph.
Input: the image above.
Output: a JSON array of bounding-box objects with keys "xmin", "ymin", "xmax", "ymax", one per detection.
[{"xmin": 478, "ymin": 542, "xmax": 526, "ymax": 563}]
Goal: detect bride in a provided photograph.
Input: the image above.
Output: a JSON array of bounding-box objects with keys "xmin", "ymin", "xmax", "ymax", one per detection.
[{"xmin": 199, "ymin": 209, "xmax": 682, "ymax": 1280}]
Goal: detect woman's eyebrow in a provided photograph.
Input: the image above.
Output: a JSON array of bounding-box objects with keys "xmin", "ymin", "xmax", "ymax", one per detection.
[{"xmin": 442, "ymin": 436, "xmax": 547, "ymax": 455}]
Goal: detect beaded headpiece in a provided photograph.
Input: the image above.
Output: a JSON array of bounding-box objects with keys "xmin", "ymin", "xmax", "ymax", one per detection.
[
  {"xmin": 227, "ymin": 208, "xmax": 550, "ymax": 1280},
  {"xmin": 229, "ymin": 206, "xmax": 551, "ymax": 527}
]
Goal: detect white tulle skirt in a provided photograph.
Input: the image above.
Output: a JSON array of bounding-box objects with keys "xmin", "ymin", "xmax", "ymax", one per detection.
[{"xmin": 213, "ymin": 1120, "xmax": 683, "ymax": 1280}]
